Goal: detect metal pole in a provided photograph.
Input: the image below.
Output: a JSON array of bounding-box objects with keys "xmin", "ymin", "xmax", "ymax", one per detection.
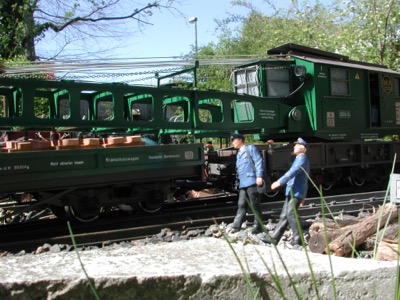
[
  {"xmin": 189, "ymin": 17, "xmax": 198, "ymax": 55},
  {"xmin": 194, "ymin": 20, "xmax": 198, "ymax": 55}
]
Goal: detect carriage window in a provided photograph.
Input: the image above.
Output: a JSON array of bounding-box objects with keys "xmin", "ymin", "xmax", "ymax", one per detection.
[
  {"xmin": 163, "ymin": 96, "xmax": 189, "ymax": 122},
  {"xmin": 234, "ymin": 66, "xmax": 259, "ymax": 96},
  {"xmin": 58, "ymin": 94, "xmax": 71, "ymax": 119},
  {"xmin": 81, "ymin": 90, "xmax": 114, "ymax": 121},
  {"xmin": 232, "ymin": 100, "xmax": 254, "ymax": 123},
  {"xmin": 94, "ymin": 92, "xmax": 114, "ymax": 121},
  {"xmin": 266, "ymin": 68, "xmax": 290, "ymax": 97},
  {"xmin": 0, "ymin": 87, "xmax": 23, "ymax": 118},
  {"xmin": 34, "ymin": 89, "xmax": 52, "ymax": 119},
  {"xmin": 80, "ymin": 100, "xmax": 89, "ymax": 120},
  {"xmin": 59, "ymin": 98, "xmax": 69, "ymax": 119},
  {"xmin": 126, "ymin": 93, "xmax": 154, "ymax": 121},
  {"xmin": 198, "ymin": 98, "xmax": 223, "ymax": 123},
  {"xmin": 97, "ymin": 100, "xmax": 113, "ymax": 120},
  {"xmin": 0, "ymin": 95, "xmax": 5, "ymax": 117},
  {"xmin": 331, "ymin": 68, "xmax": 350, "ymax": 96}
]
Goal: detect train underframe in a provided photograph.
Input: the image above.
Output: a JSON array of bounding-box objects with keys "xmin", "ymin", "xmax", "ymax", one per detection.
[{"xmin": 1, "ymin": 140, "xmax": 399, "ymax": 224}]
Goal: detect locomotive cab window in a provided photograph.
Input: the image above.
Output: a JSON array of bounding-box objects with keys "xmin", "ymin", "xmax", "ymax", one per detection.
[
  {"xmin": 330, "ymin": 68, "xmax": 350, "ymax": 96},
  {"xmin": 266, "ymin": 68, "xmax": 290, "ymax": 97},
  {"xmin": 163, "ymin": 96, "xmax": 190, "ymax": 123},
  {"xmin": 395, "ymin": 78, "xmax": 400, "ymax": 98},
  {"xmin": 234, "ymin": 66, "xmax": 259, "ymax": 96}
]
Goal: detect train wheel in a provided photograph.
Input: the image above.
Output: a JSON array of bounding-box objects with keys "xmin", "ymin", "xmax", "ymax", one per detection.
[
  {"xmin": 138, "ymin": 200, "xmax": 163, "ymax": 213},
  {"xmin": 50, "ymin": 205, "xmax": 68, "ymax": 219},
  {"xmin": 321, "ymin": 184, "xmax": 333, "ymax": 191},
  {"xmin": 370, "ymin": 165, "xmax": 387, "ymax": 184},
  {"xmin": 373, "ymin": 176, "xmax": 383, "ymax": 184},
  {"xmin": 137, "ymin": 190, "xmax": 164, "ymax": 213},
  {"xmin": 348, "ymin": 176, "xmax": 365, "ymax": 187},
  {"xmin": 265, "ymin": 190, "xmax": 279, "ymax": 198},
  {"xmin": 65, "ymin": 204, "xmax": 104, "ymax": 223}
]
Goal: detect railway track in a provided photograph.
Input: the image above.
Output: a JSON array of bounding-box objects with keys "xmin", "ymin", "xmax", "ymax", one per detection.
[{"xmin": 0, "ymin": 190, "xmax": 390, "ymax": 253}]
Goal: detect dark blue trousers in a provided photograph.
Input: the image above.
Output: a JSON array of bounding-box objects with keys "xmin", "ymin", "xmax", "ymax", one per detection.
[{"xmin": 231, "ymin": 185, "xmax": 263, "ymax": 230}]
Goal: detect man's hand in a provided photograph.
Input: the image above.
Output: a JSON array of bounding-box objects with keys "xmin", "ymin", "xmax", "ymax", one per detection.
[
  {"xmin": 256, "ymin": 177, "xmax": 264, "ymax": 186},
  {"xmin": 271, "ymin": 181, "xmax": 281, "ymax": 190}
]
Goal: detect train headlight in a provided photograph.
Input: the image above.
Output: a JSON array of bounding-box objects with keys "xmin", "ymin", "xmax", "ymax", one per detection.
[
  {"xmin": 290, "ymin": 109, "xmax": 302, "ymax": 121},
  {"xmin": 294, "ymin": 65, "xmax": 306, "ymax": 78}
]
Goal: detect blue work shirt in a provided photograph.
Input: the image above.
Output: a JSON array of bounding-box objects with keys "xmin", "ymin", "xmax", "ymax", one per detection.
[
  {"xmin": 236, "ymin": 145, "xmax": 264, "ymax": 189},
  {"xmin": 278, "ymin": 153, "xmax": 310, "ymax": 199}
]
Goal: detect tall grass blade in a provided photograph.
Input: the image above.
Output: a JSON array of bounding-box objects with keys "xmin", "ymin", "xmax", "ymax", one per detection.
[
  {"xmin": 303, "ymin": 169, "xmax": 337, "ymax": 299},
  {"xmin": 395, "ymin": 211, "xmax": 400, "ymax": 300},
  {"xmin": 373, "ymin": 153, "xmax": 397, "ymax": 259},
  {"xmin": 290, "ymin": 189, "xmax": 321, "ymax": 300},
  {"xmin": 247, "ymin": 198, "xmax": 302, "ymax": 299},
  {"xmin": 217, "ymin": 219, "xmax": 260, "ymax": 299},
  {"xmin": 67, "ymin": 221, "xmax": 101, "ymax": 300}
]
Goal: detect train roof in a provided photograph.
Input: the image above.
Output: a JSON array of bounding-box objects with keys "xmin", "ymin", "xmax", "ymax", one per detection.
[
  {"xmin": 293, "ymin": 55, "xmax": 400, "ymax": 75},
  {"xmin": 253, "ymin": 43, "xmax": 400, "ymax": 75},
  {"xmin": 268, "ymin": 43, "xmax": 349, "ymax": 61}
]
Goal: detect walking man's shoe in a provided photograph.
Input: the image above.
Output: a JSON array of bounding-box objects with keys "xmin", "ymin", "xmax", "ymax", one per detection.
[{"xmin": 261, "ymin": 235, "xmax": 277, "ymax": 245}]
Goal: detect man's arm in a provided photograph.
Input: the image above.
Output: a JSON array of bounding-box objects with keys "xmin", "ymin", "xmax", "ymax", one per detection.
[
  {"xmin": 277, "ymin": 155, "xmax": 307, "ymax": 186},
  {"xmin": 249, "ymin": 145, "xmax": 264, "ymax": 186}
]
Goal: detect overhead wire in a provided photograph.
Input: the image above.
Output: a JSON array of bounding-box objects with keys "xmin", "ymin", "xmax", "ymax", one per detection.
[{"xmin": 1, "ymin": 56, "xmax": 263, "ymax": 78}]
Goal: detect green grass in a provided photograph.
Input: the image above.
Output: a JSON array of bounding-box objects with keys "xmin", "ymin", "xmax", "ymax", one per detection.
[{"xmin": 67, "ymin": 221, "xmax": 101, "ymax": 300}]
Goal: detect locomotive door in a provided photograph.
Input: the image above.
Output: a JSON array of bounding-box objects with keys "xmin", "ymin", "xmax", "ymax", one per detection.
[{"xmin": 369, "ymin": 73, "xmax": 381, "ymax": 127}]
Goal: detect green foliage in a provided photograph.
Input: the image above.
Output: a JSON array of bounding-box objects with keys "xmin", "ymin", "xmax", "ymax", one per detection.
[
  {"xmin": 0, "ymin": 0, "xmax": 35, "ymax": 59},
  {"xmin": 196, "ymin": 44, "xmax": 234, "ymax": 92},
  {"xmin": 334, "ymin": 0, "xmax": 400, "ymax": 70},
  {"xmin": 195, "ymin": 0, "xmax": 399, "ymax": 88}
]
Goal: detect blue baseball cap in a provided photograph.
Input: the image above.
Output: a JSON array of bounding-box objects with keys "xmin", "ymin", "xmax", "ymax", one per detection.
[
  {"xmin": 232, "ymin": 133, "xmax": 245, "ymax": 140},
  {"xmin": 295, "ymin": 137, "xmax": 308, "ymax": 148}
]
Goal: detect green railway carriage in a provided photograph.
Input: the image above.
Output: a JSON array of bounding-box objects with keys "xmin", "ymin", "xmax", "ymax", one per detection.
[
  {"xmin": 1, "ymin": 43, "xmax": 400, "ymax": 223},
  {"xmin": 0, "ymin": 143, "xmax": 204, "ymax": 221}
]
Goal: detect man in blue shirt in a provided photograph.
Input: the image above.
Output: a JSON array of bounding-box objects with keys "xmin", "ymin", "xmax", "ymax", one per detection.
[
  {"xmin": 262, "ymin": 137, "xmax": 310, "ymax": 246},
  {"xmin": 227, "ymin": 133, "xmax": 265, "ymax": 234}
]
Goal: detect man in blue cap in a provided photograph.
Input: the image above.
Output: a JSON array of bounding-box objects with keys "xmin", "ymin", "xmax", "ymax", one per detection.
[
  {"xmin": 227, "ymin": 133, "xmax": 265, "ymax": 234},
  {"xmin": 262, "ymin": 137, "xmax": 310, "ymax": 247}
]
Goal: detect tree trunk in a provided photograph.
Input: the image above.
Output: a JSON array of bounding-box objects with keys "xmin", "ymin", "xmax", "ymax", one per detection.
[
  {"xmin": 328, "ymin": 203, "xmax": 398, "ymax": 256},
  {"xmin": 363, "ymin": 222, "xmax": 399, "ymax": 251},
  {"xmin": 24, "ymin": 8, "xmax": 37, "ymax": 61},
  {"xmin": 376, "ymin": 239, "xmax": 399, "ymax": 261},
  {"xmin": 308, "ymin": 215, "xmax": 362, "ymax": 253}
]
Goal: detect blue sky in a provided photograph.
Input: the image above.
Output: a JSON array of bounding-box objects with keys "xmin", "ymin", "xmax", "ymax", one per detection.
[
  {"xmin": 119, "ymin": 0, "xmax": 290, "ymax": 58},
  {"xmin": 36, "ymin": 0, "xmax": 295, "ymax": 60},
  {"xmin": 34, "ymin": 0, "xmax": 316, "ymax": 83}
]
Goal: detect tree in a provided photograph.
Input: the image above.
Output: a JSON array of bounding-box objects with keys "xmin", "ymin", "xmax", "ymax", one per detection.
[
  {"xmin": 334, "ymin": 0, "xmax": 399, "ymax": 70},
  {"xmin": 205, "ymin": 0, "xmax": 399, "ymax": 71},
  {"xmin": 0, "ymin": 0, "xmax": 180, "ymax": 61}
]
